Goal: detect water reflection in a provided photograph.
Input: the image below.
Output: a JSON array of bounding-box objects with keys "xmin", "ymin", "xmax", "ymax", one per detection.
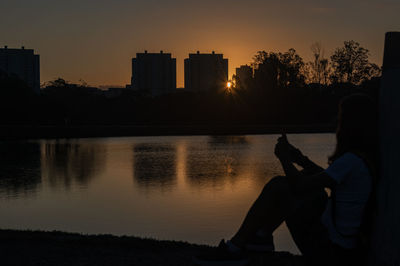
[
  {"xmin": 185, "ymin": 136, "xmax": 250, "ymax": 187},
  {"xmin": 132, "ymin": 143, "xmax": 177, "ymax": 189},
  {"xmin": 208, "ymin": 135, "xmax": 248, "ymax": 145},
  {"xmin": 41, "ymin": 141, "xmax": 106, "ymax": 189},
  {"xmin": 0, "ymin": 135, "xmax": 335, "ymax": 252},
  {"xmin": 0, "ymin": 142, "xmax": 41, "ymax": 198}
]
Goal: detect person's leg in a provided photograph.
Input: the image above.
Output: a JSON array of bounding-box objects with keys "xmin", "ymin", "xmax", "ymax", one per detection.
[
  {"xmin": 193, "ymin": 175, "xmax": 323, "ymax": 265},
  {"xmin": 286, "ymin": 189, "xmax": 331, "ymax": 265},
  {"xmin": 230, "ymin": 176, "xmax": 297, "ymax": 248}
]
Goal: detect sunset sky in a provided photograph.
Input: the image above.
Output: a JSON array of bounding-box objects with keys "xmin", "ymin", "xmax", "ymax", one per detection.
[{"xmin": 1, "ymin": 0, "xmax": 399, "ymax": 87}]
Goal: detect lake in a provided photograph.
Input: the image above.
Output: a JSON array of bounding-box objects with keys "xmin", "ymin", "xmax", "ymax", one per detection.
[{"xmin": 0, "ymin": 134, "xmax": 335, "ymax": 254}]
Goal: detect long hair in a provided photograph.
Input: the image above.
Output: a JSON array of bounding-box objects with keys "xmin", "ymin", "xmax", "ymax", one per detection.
[
  {"xmin": 329, "ymin": 94, "xmax": 379, "ymax": 172},
  {"xmin": 329, "ymin": 94, "xmax": 379, "ymax": 251}
]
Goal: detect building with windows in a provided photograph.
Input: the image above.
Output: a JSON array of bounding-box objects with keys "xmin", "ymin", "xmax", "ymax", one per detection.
[
  {"xmin": 131, "ymin": 51, "xmax": 176, "ymax": 96},
  {"xmin": 184, "ymin": 51, "xmax": 228, "ymax": 92},
  {"xmin": 0, "ymin": 46, "xmax": 40, "ymax": 94}
]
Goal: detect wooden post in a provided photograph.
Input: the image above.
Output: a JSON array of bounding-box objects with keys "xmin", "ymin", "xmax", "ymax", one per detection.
[{"xmin": 370, "ymin": 32, "xmax": 400, "ymax": 266}]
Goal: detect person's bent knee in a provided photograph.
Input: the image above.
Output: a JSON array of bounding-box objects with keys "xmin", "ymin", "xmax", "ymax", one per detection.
[
  {"xmin": 268, "ymin": 175, "xmax": 288, "ymax": 187},
  {"xmin": 258, "ymin": 175, "xmax": 296, "ymax": 212},
  {"xmin": 262, "ymin": 175, "xmax": 289, "ymax": 193}
]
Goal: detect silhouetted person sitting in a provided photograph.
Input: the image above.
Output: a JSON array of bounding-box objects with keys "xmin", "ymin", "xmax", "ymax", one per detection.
[{"xmin": 195, "ymin": 94, "xmax": 378, "ymax": 266}]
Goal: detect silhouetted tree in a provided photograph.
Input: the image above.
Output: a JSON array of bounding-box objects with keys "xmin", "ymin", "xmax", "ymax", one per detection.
[
  {"xmin": 46, "ymin": 77, "xmax": 69, "ymax": 88},
  {"xmin": 279, "ymin": 48, "xmax": 306, "ymax": 88},
  {"xmin": 330, "ymin": 41, "xmax": 381, "ymax": 84},
  {"xmin": 253, "ymin": 49, "xmax": 305, "ymax": 91},
  {"xmin": 307, "ymin": 42, "xmax": 330, "ymax": 86},
  {"xmin": 253, "ymin": 51, "xmax": 280, "ymax": 90},
  {"xmin": 41, "ymin": 78, "xmax": 106, "ymax": 125}
]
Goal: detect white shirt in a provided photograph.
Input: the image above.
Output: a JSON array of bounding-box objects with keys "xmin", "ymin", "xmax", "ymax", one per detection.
[{"xmin": 321, "ymin": 152, "xmax": 372, "ymax": 249}]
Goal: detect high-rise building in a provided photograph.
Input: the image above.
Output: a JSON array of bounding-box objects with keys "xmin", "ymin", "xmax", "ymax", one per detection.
[
  {"xmin": 0, "ymin": 46, "xmax": 40, "ymax": 94},
  {"xmin": 131, "ymin": 51, "xmax": 176, "ymax": 96},
  {"xmin": 235, "ymin": 65, "xmax": 253, "ymax": 89},
  {"xmin": 184, "ymin": 51, "xmax": 228, "ymax": 92}
]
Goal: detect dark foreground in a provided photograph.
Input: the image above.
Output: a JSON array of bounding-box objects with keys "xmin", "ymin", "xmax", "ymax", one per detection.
[{"xmin": 0, "ymin": 229, "xmax": 304, "ymax": 266}]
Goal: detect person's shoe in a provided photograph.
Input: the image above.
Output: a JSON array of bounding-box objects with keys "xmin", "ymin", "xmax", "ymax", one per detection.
[
  {"xmin": 193, "ymin": 239, "xmax": 249, "ymax": 266},
  {"xmin": 245, "ymin": 234, "xmax": 275, "ymax": 253}
]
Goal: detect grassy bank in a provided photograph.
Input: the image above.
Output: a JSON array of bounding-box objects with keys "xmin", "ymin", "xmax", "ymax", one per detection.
[{"xmin": 0, "ymin": 229, "xmax": 303, "ymax": 266}]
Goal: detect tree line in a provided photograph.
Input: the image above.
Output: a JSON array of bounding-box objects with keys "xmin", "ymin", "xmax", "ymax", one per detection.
[
  {"xmin": 0, "ymin": 40, "xmax": 380, "ymax": 127},
  {"xmin": 235, "ymin": 40, "xmax": 380, "ymax": 90}
]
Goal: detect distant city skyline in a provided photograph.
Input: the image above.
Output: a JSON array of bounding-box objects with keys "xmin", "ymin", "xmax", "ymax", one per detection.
[{"xmin": 1, "ymin": 0, "xmax": 399, "ymax": 87}]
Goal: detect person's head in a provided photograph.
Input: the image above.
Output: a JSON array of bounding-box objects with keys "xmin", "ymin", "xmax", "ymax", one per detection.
[{"xmin": 329, "ymin": 94, "xmax": 378, "ymax": 166}]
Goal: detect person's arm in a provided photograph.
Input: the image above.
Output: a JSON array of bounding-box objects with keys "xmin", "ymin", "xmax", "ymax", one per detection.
[
  {"xmin": 278, "ymin": 155, "xmax": 336, "ymax": 192},
  {"xmin": 275, "ymin": 138, "xmax": 336, "ymax": 193},
  {"xmin": 293, "ymin": 152, "xmax": 363, "ymax": 193},
  {"xmin": 290, "ymin": 147, "xmax": 325, "ymax": 175},
  {"xmin": 278, "ymin": 134, "xmax": 324, "ymax": 174}
]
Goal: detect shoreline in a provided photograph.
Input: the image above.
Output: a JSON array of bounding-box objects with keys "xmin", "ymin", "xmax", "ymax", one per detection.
[
  {"xmin": 0, "ymin": 124, "xmax": 335, "ymax": 140},
  {"xmin": 0, "ymin": 229, "xmax": 303, "ymax": 266}
]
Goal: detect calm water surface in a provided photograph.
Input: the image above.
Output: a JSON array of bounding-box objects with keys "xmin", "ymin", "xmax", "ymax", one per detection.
[{"xmin": 0, "ymin": 134, "xmax": 335, "ymax": 254}]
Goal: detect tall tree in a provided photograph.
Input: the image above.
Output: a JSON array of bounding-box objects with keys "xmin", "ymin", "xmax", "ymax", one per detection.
[
  {"xmin": 307, "ymin": 42, "xmax": 330, "ymax": 85},
  {"xmin": 330, "ymin": 40, "xmax": 381, "ymax": 84},
  {"xmin": 253, "ymin": 51, "xmax": 280, "ymax": 90},
  {"xmin": 253, "ymin": 49, "xmax": 306, "ymax": 90},
  {"xmin": 279, "ymin": 48, "xmax": 306, "ymax": 88}
]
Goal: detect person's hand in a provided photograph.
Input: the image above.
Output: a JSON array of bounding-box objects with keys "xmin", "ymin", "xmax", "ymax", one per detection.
[
  {"xmin": 277, "ymin": 133, "xmax": 287, "ymax": 143},
  {"xmin": 274, "ymin": 134, "xmax": 290, "ymax": 160},
  {"xmin": 288, "ymin": 144, "xmax": 304, "ymax": 164},
  {"xmin": 275, "ymin": 134, "xmax": 304, "ymax": 163}
]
